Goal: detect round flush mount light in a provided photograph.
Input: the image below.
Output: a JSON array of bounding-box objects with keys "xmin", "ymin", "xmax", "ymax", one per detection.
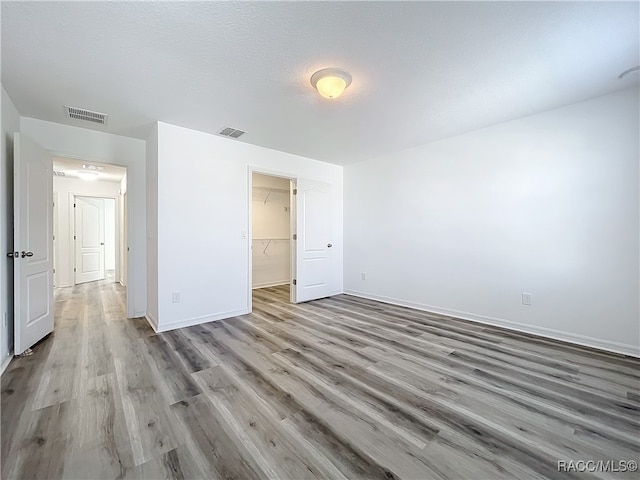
[{"xmin": 310, "ymin": 68, "xmax": 352, "ymax": 99}]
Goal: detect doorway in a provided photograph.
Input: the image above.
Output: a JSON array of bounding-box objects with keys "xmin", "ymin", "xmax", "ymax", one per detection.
[
  {"xmin": 73, "ymin": 195, "xmax": 116, "ymax": 284},
  {"xmin": 248, "ymin": 169, "xmax": 337, "ymax": 313},
  {"xmin": 251, "ymin": 172, "xmax": 293, "ymax": 296},
  {"xmin": 13, "ymin": 140, "xmax": 132, "ymax": 356},
  {"xmin": 52, "ymin": 157, "xmax": 127, "ymax": 289}
]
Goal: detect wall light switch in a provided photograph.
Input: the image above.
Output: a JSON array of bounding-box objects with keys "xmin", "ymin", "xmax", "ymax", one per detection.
[
  {"xmin": 241, "ymin": 229, "xmax": 247, "ymax": 239},
  {"xmin": 172, "ymin": 292, "xmax": 180, "ymax": 303},
  {"xmin": 361, "ymin": 272, "xmax": 366, "ymax": 280},
  {"xmin": 522, "ymin": 293, "xmax": 532, "ymax": 306}
]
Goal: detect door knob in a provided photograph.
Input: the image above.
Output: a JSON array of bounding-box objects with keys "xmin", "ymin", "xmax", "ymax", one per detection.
[
  {"xmin": 327, "ymin": 243, "xmax": 333, "ymax": 248},
  {"xmin": 21, "ymin": 251, "xmax": 34, "ymax": 258}
]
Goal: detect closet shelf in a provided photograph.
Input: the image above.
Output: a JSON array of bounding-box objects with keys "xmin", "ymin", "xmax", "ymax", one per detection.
[
  {"xmin": 253, "ymin": 238, "xmax": 290, "ymax": 254},
  {"xmin": 252, "ymin": 186, "xmax": 289, "ymax": 204}
]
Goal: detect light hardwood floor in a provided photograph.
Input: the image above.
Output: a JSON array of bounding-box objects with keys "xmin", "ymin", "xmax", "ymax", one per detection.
[{"xmin": 1, "ymin": 280, "xmax": 639, "ymax": 479}]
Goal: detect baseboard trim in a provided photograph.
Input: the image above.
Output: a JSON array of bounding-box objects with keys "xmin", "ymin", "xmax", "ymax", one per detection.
[
  {"xmin": 343, "ymin": 289, "xmax": 640, "ymax": 358},
  {"xmin": 1, "ymin": 353, "xmax": 13, "ymax": 376},
  {"xmin": 253, "ymin": 281, "xmax": 289, "ymax": 289},
  {"xmin": 145, "ymin": 313, "xmax": 159, "ymax": 333},
  {"xmin": 155, "ymin": 308, "xmax": 250, "ymax": 333}
]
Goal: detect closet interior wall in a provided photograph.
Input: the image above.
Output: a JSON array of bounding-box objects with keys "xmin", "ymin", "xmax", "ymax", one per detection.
[{"xmin": 252, "ymin": 173, "xmax": 291, "ymax": 289}]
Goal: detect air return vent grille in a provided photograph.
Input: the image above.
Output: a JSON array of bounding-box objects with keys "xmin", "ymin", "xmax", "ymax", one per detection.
[
  {"xmin": 64, "ymin": 106, "xmax": 108, "ymax": 125},
  {"xmin": 218, "ymin": 127, "xmax": 245, "ymax": 138}
]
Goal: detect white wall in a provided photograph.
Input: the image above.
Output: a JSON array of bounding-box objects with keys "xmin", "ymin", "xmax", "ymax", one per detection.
[
  {"xmin": 52, "ymin": 176, "xmax": 120, "ymax": 287},
  {"xmin": 150, "ymin": 121, "xmax": 343, "ymax": 331},
  {"xmin": 252, "ymin": 173, "xmax": 290, "ymax": 288},
  {"xmin": 344, "ymin": 87, "xmax": 640, "ymax": 356},
  {"xmin": 1, "ymin": 86, "xmax": 20, "ymax": 370},
  {"xmin": 20, "ymin": 117, "xmax": 146, "ymax": 318}
]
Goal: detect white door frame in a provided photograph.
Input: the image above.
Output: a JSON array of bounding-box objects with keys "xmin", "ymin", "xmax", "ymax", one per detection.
[
  {"xmin": 247, "ymin": 166, "xmax": 297, "ymax": 313},
  {"xmin": 71, "ymin": 193, "xmax": 120, "ymax": 286},
  {"xmin": 121, "ymin": 191, "xmax": 127, "ymax": 287},
  {"xmin": 53, "ymin": 192, "xmax": 58, "ymax": 288},
  {"xmin": 34, "ymin": 151, "xmax": 133, "ymax": 317}
]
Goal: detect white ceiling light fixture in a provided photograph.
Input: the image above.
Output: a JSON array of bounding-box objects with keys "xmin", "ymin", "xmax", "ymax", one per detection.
[
  {"xmin": 310, "ymin": 68, "xmax": 352, "ymax": 99},
  {"xmin": 77, "ymin": 172, "xmax": 99, "ymax": 181},
  {"xmin": 82, "ymin": 164, "xmax": 105, "ymax": 171}
]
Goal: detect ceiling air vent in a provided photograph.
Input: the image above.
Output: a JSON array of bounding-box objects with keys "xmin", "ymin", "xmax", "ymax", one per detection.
[
  {"xmin": 218, "ymin": 127, "xmax": 245, "ymax": 139},
  {"xmin": 64, "ymin": 106, "xmax": 108, "ymax": 125}
]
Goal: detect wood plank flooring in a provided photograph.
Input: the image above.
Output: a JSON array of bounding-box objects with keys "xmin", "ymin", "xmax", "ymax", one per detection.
[{"xmin": 2, "ymin": 281, "xmax": 639, "ymax": 479}]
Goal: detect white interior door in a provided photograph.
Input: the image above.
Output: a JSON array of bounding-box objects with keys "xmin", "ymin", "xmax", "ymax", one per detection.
[
  {"xmin": 294, "ymin": 178, "xmax": 335, "ymax": 302},
  {"xmin": 14, "ymin": 133, "xmax": 54, "ymax": 355},
  {"xmin": 75, "ymin": 196, "xmax": 105, "ymax": 284}
]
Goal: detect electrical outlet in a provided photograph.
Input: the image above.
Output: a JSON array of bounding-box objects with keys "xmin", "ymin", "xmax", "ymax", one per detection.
[
  {"xmin": 361, "ymin": 272, "xmax": 366, "ymax": 280},
  {"xmin": 522, "ymin": 293, "xmax": 532, "ymax": 306},
  {"xmin": 172, "ymin": 292, "xmax": 180, "ymax": 303}
]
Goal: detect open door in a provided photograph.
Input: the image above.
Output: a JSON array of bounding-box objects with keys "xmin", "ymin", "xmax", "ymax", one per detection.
[
  {"xmin": 13, "ymin": 133, "xmax": 54, "ymax": 355},
  {"xmin": 74, "ymin": 196, "xmax": 105, "ymax": 284},
  {"xmin": 294, "ymin": 178, "xmax": 335, "ymax": 302}
]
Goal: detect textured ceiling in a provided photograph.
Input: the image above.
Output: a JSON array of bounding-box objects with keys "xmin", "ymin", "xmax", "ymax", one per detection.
[{"xmin": 2, "ymin": 1, "xmax": 638, "ymax": 165}]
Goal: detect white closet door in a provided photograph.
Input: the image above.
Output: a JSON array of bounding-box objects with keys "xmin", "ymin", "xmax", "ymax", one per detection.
[{"xmin": 294, "ymin": 179, "xmax": 335, "ymax": 302}]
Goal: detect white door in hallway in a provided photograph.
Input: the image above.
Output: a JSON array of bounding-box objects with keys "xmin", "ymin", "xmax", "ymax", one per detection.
[
  {"xmin": 294, "ymin": 178, "xmax": 335, "ymax": 302},
  {"xmin": 13, "ymin": 133, "xmax": 54, "ymax": 355},
  {"xmin": 75, "ymin": 196, "xmax": 105, "ymax": 284}
]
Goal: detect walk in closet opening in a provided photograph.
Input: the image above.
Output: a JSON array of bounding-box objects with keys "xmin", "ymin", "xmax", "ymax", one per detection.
[{"xmin": 251, "ymin": 172, "xmax": 293, "ymax": 294}]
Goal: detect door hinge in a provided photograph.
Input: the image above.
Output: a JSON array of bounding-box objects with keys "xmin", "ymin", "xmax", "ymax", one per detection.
[
  {"xmin": 292, "ymin": 234, "xmax": 297, "ymax": 240},
  {"xmin": 73, "ymin": 203, "xmax": 76, "ymax": 208},
  {"xmin": 53, "ymin": 268, "xmax": 56, "ymax": 273},
  {"xmin": 293, "ymin": 279, "xmax": 297, "ymax": 285},
  {"xmin": 74, "ymin": 235, "xmax": 76, "ymax": 240},
  {"xmin": 74, "ymin": 268, "xmax": 76, "ymax": 272},
  {"xmin": 292, "ymin": 189, "xmax": 297, "ymax": 195}
]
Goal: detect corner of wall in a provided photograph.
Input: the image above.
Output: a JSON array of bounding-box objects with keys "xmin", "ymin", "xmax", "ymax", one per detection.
[
  {"xmin": 146, "ymin": 123, "xmax": 159, "ymax": 323},
  {"xmin": 145, "ymin": 312, "xmax": 159, "ymax": 333}
]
